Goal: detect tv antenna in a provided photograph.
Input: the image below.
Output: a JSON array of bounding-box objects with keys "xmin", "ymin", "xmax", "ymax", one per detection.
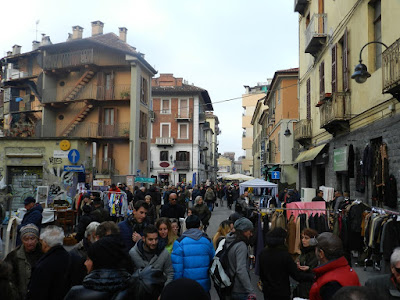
[{"xmin": 35, "ymin": 20, "xmax": 40, "ymax": 41}]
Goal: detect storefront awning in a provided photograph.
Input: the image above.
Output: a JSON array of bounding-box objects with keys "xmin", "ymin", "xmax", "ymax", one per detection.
[{"xmin": 294, "ymin": 144, "xmax": 327, "ymax": 164}]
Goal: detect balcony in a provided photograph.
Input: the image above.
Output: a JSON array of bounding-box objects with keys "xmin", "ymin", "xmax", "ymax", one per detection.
[
  {"xmin": 2, "ymin": 69, "xmax": 32, "ymax": 82},
  {"xmin": 294, "ymin": 0, "xmax": 308, "ymax": 15},
  {"xmin": 61, "ymin": 122, "xmax": 130, "ymax": 138},
  {"xmin": 319, "ymin": 92, "xmax": 351, "ymax": 134},
  {"xmin": 305, "ymin": 14, "xmax": 327, "ymax": 56},
  {"xmin": 43, "ymin": 49, "xmax": 96, "ymax": 70},
  {"xmin": 175, "ymin": 112, "xmax": 192, "ymax": 121},
  {"xmin": 382, "ymin": 38, "xmax": 400, "ymax": 100},
  {"xmin": 175, "ymin": 161, "xmax": 190, "ymax": 170},
  {"xmin": 98, "ymin": 158, "xmax": 118, "ymax": 175},
  {"xmin": 42, "ymin": 84, "xmax": 130, "ymax": 104},
  {"xmin": 155, "ymin": 137, "xmax": 174, "ymax": 146},
  {"xmin": 294, "ymin": 119, "xmax": 312, "ymax": 146}
]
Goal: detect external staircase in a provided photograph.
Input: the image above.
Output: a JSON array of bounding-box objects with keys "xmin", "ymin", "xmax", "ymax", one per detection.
[
  {"xmin": 61, "ymin": 69, "xmax": 96, "ymax": 102},
  {"xmin": 60, "ymin": 101, "xmax": 94, "ymax": 137}
]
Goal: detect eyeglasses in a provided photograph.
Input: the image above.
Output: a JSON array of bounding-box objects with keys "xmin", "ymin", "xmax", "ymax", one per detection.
[
  {"xmin": 394, "ymin": 267, "xmax": 400, "ymax": 274},
  {"xmin": 170, "ymin": 198, "xmax": 177, "ymax": 201}
]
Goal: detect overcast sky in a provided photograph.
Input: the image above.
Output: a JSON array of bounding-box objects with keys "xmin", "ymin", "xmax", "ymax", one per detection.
[{"xmin": 1, "ymin": 0, "xmax": 299, "ymax": 159}]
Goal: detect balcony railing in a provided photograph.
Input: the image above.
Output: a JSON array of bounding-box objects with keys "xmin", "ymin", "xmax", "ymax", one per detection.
[
  {"xmin": 155, "ymin": 137, "xmax": 174, "ymax": 146},
  {"xmin": 294, "ymin": 119, "xmax": 312, "ymax": 142},
  {"xmin": 319, "ymin": 92, "xmax": 351, "ymax": 132},
  {"xmin": 99, "ymin": 158, "xmax": 117, "ymax": 175},
  {"xmin": 175, "ymin": 161, "xmax": 190, "ymax": 170},
  {"xmin": 382, "ymin": 38, "xmax": 400, "ymax": 96},
  {"xmin": 43, "ymin": 49, "xmax": 95, "ymax": 70},
  {"xmin": 175, "ymin": 112, "xmax": 192, "ymax": 121},
  {"xmin": 61, "ymin": 122, "xmax": 130, "ymax": 138},
  {"xmin": 42, "ymin": 84, "xmax": 130, "ymax": 103},
  {"xmin": 294, "ymin": 0, "xmax": 308, "ymax": 15},
  {"xmin": 305, "ymin": 14, "xmax": 327, "ymax": 56}
]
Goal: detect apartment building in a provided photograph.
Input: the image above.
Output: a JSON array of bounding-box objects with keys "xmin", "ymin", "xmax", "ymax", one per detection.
[
  {"xmin": 217, "ymin": 156, "xmax": 233, "ymax": 178},
  {"xmin": 251, "ymin": 98, "xmax": 268, "ymax": 179},
  {"xmin": 150, "ymin": 74, "xmax": 216, "ymax": 185},
  {"xmin": 0, "ymin": 21, "xmax": 156, "ymax": 207},
  {"xmin": 294, "ymin": 0, "xmax": 400, "ymax": 203},
  {"xmin": 242, "ymin": 82, "xmax": 269, "ymax": 175},
  {"xmin": 262, "ymin": 68, "xmax": 299, "ymax": 184}
]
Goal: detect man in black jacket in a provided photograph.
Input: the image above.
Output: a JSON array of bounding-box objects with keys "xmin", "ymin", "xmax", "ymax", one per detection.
[
  {"xmin": 160, "ymin": 193, "xmax": 185, "ymax": 219},
  {"xmin": 26, "ymin": 226, "xmax": 71, "ymax": 300}
]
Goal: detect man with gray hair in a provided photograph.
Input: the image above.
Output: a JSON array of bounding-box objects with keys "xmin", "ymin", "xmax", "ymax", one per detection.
[
  {"xmin": 366, "ymin": 247, "xmax": 400, "ymax": 299},
  {"xmin": 26, "ymin": 226, "xmax": 71, "ymax": 300},
  {"xmin": 69, "ymin": 221, "xmax": 100, "ymax": 286}
]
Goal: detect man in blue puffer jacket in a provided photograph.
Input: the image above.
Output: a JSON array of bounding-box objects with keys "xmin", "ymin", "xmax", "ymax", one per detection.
[{"xmin": 171, "ymin": 215, "xmax": 215, "ymax": 293}]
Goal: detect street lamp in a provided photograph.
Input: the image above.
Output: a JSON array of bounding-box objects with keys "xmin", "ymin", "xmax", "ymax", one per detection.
[
  {"xmin": 284, "ymin": 119, "xmax": 298, "ymax": 137},
  {"xmin": 351, "ymin": 41, "xmax": 388, "ymax": 84}
]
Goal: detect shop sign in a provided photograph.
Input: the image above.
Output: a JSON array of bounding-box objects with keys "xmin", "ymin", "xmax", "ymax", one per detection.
[
  {"xmin": 135, "ymin": 177, "xmax": 155, "ymax": 183},
  {"xmin": 334, "ymin": 147, "xmax": 348, "ymax": 172},
  {"xmin": 53, "ymin": 150, "xmax": 68, "ymax": 158},
  {"xmin": 93, "ymin": 180, "xmax": 104, "ymax": 186}
]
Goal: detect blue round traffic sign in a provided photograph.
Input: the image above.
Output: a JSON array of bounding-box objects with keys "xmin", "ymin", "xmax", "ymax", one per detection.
[{"xmin": 68, "ymin": 149, "xmax": 80, "ymax": 164}]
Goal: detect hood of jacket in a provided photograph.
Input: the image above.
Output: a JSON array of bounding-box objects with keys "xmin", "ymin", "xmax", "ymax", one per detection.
[
  {"xmin": 28, "ymin": 203, "xmax": 43, "ymax": 214},
  {"xmin": 181, "ymin": 228, "xmax": 209, "ymax": 241},
  {"xmin": 83, "ymin": 269, "xmax": 131, "ymax": 292}
]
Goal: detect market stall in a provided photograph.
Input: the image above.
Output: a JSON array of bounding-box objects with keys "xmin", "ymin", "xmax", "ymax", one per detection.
[{"xmin": 239, "ymin": 178, "xmax": 278, "ymax": 196}]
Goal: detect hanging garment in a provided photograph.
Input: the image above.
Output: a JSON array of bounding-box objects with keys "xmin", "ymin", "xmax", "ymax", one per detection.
[
  {"xmin": 287, "ymin": 215, "xmax": 297, "ymax": 255},
  {"xmin": 384, "ymin": 175, "xmax": 397, "ymax": 209},
  {"xmin": 348, "ymin": 144, "xmax": 355, "ymax": 178}
]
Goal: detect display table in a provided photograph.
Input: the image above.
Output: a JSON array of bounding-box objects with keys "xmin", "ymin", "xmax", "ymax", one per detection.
[{"xmin": 16, "ymin": 208, "xmax": 57, "ymax": 224}]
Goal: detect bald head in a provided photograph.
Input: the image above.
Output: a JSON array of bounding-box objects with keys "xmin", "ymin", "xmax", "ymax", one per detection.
[{"xmin": 169, "ymin": 193, "xmax": 178, "ymax": 205}]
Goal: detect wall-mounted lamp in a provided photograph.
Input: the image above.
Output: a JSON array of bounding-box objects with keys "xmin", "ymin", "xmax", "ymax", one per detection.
[
  {"xmin": 351, "ymin": 41, "xmax": 388, "ymax": 84},
  {"xmin": 284, "ymin": 119, "xmax": 298, "ymax": 137}
]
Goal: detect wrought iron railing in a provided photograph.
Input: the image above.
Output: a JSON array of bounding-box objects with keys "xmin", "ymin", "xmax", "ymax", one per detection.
[
  {"xmin": 43, "ymin": 49, "xmax": 95, "ymax": 70},
  {"xmin": 175, "ymin": 161, "xmax": 190, "ymax": 169},
  {"xmin": 305, "ymin": 14, "xmax": 327, "ymax": 51}
]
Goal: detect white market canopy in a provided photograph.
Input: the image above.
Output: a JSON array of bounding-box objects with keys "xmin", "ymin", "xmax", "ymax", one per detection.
[
  {"xmin": 223, "ymin": 173, "xmax": 255, "ymax": 181},
  {"xmin": 239, "ymin": 178, "xmax": 278, "ymax": 196}
]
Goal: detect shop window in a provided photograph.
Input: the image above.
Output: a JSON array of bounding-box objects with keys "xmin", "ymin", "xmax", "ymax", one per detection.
[{"xmin": 160, "ymin": 151, "xmax": 169, "ymax": 161}]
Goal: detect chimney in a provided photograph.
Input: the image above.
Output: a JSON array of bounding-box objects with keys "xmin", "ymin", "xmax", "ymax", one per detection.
[
  {"xmin": 119, "ymin": 27, "xmax": 127, "ymax": 42},
  {"xmin": 40, "ymin": 35, "xmax": 52, "ymax": 46},
  {"xmin": 67, "ymin": 33, "xmax": 72, "ymax": 41},
  {"xmin": 72, "ymin": 26, "xmax": 84, "ymax": 39},
  {"xmin": 7, "ymin": 51, "xmax": 12, "ymax": 57},
  {"xmin": 12, "ymin": 45, "xmax": 21, "ymax": 55},
  {"xmin": 91, "ymin": 20, "xmax": 104, "ymax": 36},
  {"xmin": 32, "ymin": 41, "xmax": 40, "ymax": 51}
]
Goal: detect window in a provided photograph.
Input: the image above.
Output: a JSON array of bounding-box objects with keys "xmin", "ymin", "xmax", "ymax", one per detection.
[
  {"xmin": 306, "ymin": 78, "xmax": 311, "ymax": 120},
  {"xmin": 139, "ymin": 111, "xmax": 147, "ymax": 139},
  {"xmin": 332, "ymin": 44, "xmax": 337, "ymax": 93},
  {"xmin": 140, "ymin": 142, "xmax": 147, "ymax": 161},
  {"xmin": 160, "ymin": 151, "xmax": 169, "ymax": 161},
  {"xmin": 161, "ymin": 99, "xmax": 170, "ymax": 114},
  {"xmin": 104, "ymin": 108, "xmax": 114, "ymax": 125},
  {"xmin": 319, "ymin": 61, "xmax": 325, "ymax": 99},
  {"xmin": 341, "ymin": 28, "xmax": 350, "ymax": 92},
  {"xmin": 140, "ymin": 76, "xmax": 148, "ymax": 105},
  {"xmin": 176, "ymin": 151, "xmax": 189, "ymax": 161},
  {"xmin": 160, "ymin": 123, "xmax": 170, "ymax": 137},
  {"xmin": 179, "ymin": 99, "xmax": 189, "ymax": 118},
  {"xmin": 178, "ymin": 123, "xmax": 189, "ymax": 139},
  {"xmin": 277, "ymin": 82, "xmax": 281, "ymax": 104},
  {"xmin": 373, "ymin": 0, "xmax": 382, "ymax": 69}
]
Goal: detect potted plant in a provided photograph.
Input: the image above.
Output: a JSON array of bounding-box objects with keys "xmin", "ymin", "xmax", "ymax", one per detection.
[{"xmin": 120, "ymin": 91, "xmax": 130, "ymax": 100}]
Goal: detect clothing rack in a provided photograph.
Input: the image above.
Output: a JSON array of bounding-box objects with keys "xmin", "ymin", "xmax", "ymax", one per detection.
[
  {"xmin": 371, "ymin": 206, "xmax": 400, "ymax": 215},
  {"xmin": 267, "ymin": 207, "xmax": 331, "ymax": 211}
]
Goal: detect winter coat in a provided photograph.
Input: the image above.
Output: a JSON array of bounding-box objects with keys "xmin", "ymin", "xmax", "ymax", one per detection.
[
  {"xmin": 0, "ymin": 260, "xmax": 19, "ymax": 300},
  {"xmin": 17, "ymin": 204, "xmax": 43, "ymax": 245},
  {"xmin": 293, "ymin": 246, "xmax": 318, "ymax": 299},
  {"xmin": 26, "ymin": 245, "xmax": 72, "ymax": 300},
  {"xmin": 147, "ymin": 187, "xmax": 162, "ymax": 206},
  {"xmin": 129, "ymin": 239, "xmax": 174, "ymax": 285},
  {"xmin": 192, "ymin": 200, "xmax": 211, "ymax": 226},
  {"xmin": 309, "ymin": 256, "xmax": 360, "ymax": 300},
  {"xmin": 224, "ymin": 232, "xmax": 254, "ymax": 296},
  {"xmin": 365, "ymin": 273, "xmax": 400, "ymax": 299},
  {"xmin": 90, "ymin": 206, "xmax": 110, "ymax": 223},
  {"xmin": 64, "ymin": 269, "xmax": 132, "ymax": 300},
  {"xmin": 75, "ymin": 213, "xmax": 93, "ymax": 242},
  {"xmin": 69, "ymin": 238, "xmax": 91, "ymax": 286},
  {"xmin": 191, "ymin": 189, "xmax": 201, "ymax": 201},
  {"xmin": 118, "ymin": 216, "xmax": 149, "ymax": 253},
  {"xmin": 146, "ymin": 203, "xmax": 157, "ymax": 224},
  {"xmin": 4, "ymin": 243, "xmax": 43, "ymax": 299},
  {"xmin": 204, "ymin": 189, "xmax": 215, "ymax": 203},
  {"xmin": 160, "ymin": 202, "xmax": 185, "ymax": 219},
  {"xmin": 171, "ymin": 228, "xmax": 215, "ymax": 291},
  {"xmin": 259, "ymin": 245, "xmax": 314, "ymax": 300}
]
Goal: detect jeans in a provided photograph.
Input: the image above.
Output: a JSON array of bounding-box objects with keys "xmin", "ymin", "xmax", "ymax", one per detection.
[
  {"xmin": 230, "ymin": 293, "xmax": 249, "ymax": 300},
  {"xmin": 206, "ymin": 201, "xmax": 213, "ymax": 211}
]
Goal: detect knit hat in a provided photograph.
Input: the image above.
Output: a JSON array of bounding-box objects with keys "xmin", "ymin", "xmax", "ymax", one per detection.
[
  {"xmin": 234, "ymin": 217, "xmax": 254, "ymax": 231},
  {"xmin": 20, "ymin": 223, "xmax": 39, "ymax": 239},
  {"xmin": 24, "ymin": 197, "xmax": 36, "ymax": 205},
  {"xmin": 185, "ymin": 215, "xmax": 200, "ymax": 229},
  {"xmin": 160, "ymin": 278, "xmax": 209, "ymax": 300}
]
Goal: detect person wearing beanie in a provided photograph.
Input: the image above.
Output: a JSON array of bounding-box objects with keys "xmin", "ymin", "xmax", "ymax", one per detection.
[
  {"xmin": 4, "ymin": 223, "xmax": 43, "ymax": 299},
  {"xmin": 223, "ymin": 217, "xmax": 256, "ymax": 299},
  {"xmin": 309, "ymin": 232, "xmax": 360, "ymax": 300},
  {"xmin": 160, "ymin": 278, "xmax": 209, "ymax": 300},
  {"xmin": 65, "ymin": 235, "xmax": 135, "ymax": 300},
  {"xmin": 259, "ymin": 227, "xmax": 314, "ymax": 300},
  {"xmin": 171, "ymin": 215, "xmax": 215, "ymax": 293},
  {"xmin": 16, "ymin": 196, "xmax": 43, "ymax": 245}
]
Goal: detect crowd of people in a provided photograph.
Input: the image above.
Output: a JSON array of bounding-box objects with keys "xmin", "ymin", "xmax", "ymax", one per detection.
[{"xmin": 1, "ymin": 182, "xmax": 400, "ymax": 300}]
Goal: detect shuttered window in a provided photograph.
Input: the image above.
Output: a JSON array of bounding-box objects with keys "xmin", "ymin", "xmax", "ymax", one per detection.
[
  {"xmin": 140, "ymin": 142, "xmax": 147, "ymax": 161},
  {"xmin": 306, "ymin": 78, "xmax": 311, "ymax": 120},
  {"xmin": 332, "ymin": 44, "xmax": 337, "ymax": 93},
  {"xmin": 343, "ymin": 28, "xmax": 349, "ymax": 92},
  {"xmin": 319, "ymin": 61, "xmax": 325, "ymax": 99}
]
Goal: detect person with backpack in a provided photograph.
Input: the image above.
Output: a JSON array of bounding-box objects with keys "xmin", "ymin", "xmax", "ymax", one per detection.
[
  {"xmin": 204, "ymin": 186, "xmax": 216, "ymax": 212},
  {"xmin": 222, "ymin": 217, "xmax": 256, "ymax": 300}
]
